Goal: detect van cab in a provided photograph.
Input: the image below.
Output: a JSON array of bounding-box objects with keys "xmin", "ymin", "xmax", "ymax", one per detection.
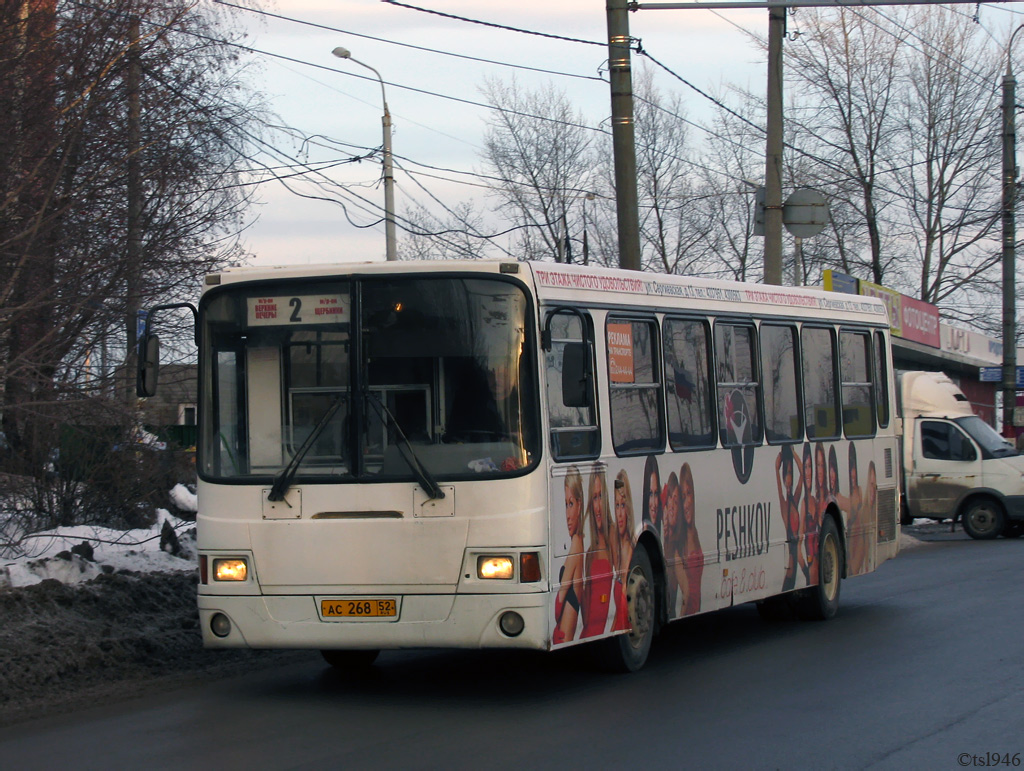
[{"xmin": 899, "ymin": 371, "xmax": 1024, "ymax": 539}]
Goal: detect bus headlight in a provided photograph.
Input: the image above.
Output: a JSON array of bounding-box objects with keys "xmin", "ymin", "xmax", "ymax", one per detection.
[
  {"xmin": 212, "ymin": 558, "xmax": 248, "ymax": 582},
  {"xmin": 477, "ymin": 555, "xmax": 514, "ymax": 580}
]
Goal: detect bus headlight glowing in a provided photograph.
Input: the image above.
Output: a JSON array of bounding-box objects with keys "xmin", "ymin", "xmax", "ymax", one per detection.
[
  {"xmin": 212, "ymin": 558, "xmax": 248, "ymax": 582},
  {"xmin": 477, "ymin": 556, "xmax": 514, "ymax": 580}
]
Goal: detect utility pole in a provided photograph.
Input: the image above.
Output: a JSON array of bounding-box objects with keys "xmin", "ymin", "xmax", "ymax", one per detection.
[
  {"xmin": 1002, "ymin": 29, "xmax": 1021, "ymax": 438},
  {"xmin": 606, "ymin": 0, "xmax": 642, "ymax": 272},
  {"xmin": 763, "ymin": 6, "xmax": 785, "ymax": 285},
  {"xmin": 124, "ymin": 15, "xmax": 143, "ymax": 408}
]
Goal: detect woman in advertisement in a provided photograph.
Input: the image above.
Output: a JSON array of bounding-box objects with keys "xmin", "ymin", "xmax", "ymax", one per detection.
[
  {"xmin": 797, "ymin": 443, "xmax": 814, "ymax": 584},
  {"xmin": 776, "ymin": 444, "xmax": 802, "ymax": 592},
  {"xmin": 663, "ymin": 471, "xmax": 687, "ymax": 618},
  {"xmin": 553, "ymin": 467, "xmax": 585, "ymax": 644},
  {"xmin": 805, "ymin": 443, "xmax": 828, "ymax": 581},
  {"xmin": 679, "ymin": 463, "xmax": 703, "ymax": 616},
  {"xmin": 642, "ymin": 454, "xmax": 662, "ymax": 538},
  {"xmin": 581, "ymin": 469, "xmax": 613, "ymax": 638},
  {"xmin": 612, "ymin": 470, "xmax": 636, "ymax": 632},
  {"xmin": 845, "ymin": 443, "xmax": 866, "ymax": 574}
]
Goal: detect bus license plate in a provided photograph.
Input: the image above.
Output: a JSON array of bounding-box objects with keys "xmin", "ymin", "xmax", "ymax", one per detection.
[{"xmin": 321, "ymin": 598, "xmax": 397, "ymax": 619}]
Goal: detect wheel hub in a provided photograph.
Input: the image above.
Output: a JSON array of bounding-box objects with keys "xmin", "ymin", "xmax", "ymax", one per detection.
[{"xmin": 626, "ymin": 565, "xmax": 652, "ymax": 648}]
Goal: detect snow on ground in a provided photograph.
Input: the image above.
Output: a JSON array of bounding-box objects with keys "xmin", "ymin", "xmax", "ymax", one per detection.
[
  {"xmin": 0, "ymin": 483, "xmax": 303, "ymax": 727},
  {"xmin": 0, "ymin": 483, "xmax": 199, "ymax": 589},
  {"xmin": 0, "ymin": 508, "xmax": 197, "ymax": 589}
]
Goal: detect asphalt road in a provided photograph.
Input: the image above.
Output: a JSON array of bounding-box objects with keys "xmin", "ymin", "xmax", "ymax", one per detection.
[{"xmin": 2, "ymin": 525, "xmax": 1022, "ymax": 770}]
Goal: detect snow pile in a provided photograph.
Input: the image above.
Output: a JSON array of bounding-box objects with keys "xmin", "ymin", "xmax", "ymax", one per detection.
[
  {"xmin": 169, "ymin": 483, "xmax": 197, "ymax": 513},
  {"xmin": 0, "ymin": 509, "xmax": 196, "ymax": 590}
]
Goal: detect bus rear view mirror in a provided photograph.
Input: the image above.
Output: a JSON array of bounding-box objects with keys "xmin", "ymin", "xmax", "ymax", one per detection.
[
  {"xmin": 561, "ymin": 342, "xmax": 591, "ymax": 408},
  {"xmin": 137, "ymin": 333, "xmax": 160, "ymax": 398}
]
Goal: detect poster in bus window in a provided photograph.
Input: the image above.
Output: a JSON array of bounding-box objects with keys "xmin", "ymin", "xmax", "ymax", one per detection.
[{"xmin": 607, "ymin": 323, "xmax": 635, "ymax": 384}]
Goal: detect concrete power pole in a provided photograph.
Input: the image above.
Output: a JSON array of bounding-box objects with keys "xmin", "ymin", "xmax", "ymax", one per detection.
[
  {"xmin": 1002, "ymin": 54, "xmax": 1018, "ymax": 437},
  {"xmin": 606, "ymin": 0, "xmax": 642, "ymax": 272},
  {"xmin": 763, "ymin": 6, "xmax": 785, "ymax": 286}
]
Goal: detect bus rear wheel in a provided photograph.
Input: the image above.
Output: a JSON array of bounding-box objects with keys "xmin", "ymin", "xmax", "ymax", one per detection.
[
  {"xmin": 595, "ymin": 546, "xmax": 655, "ymax": 673},
  {"xmin": 320, "ymin": 649, "xmax": 380, "ymax": 669},
  {"xmin": 793, "ymin": 516, "xmax": 842, "ymax": 621}
]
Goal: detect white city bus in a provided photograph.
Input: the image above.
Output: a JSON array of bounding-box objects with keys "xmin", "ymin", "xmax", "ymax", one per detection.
[{"xmin": 148, "ymin": 260, "xmax": 899, "ymax": 672}]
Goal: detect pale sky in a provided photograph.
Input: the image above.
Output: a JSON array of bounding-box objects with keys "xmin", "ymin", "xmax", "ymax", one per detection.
[{"xmin": 230, "ymin": 0, "xmax": 1024, "ymax": 268}]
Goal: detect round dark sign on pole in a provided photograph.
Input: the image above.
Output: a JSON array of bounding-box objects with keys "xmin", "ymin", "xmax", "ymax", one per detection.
[{"xmin": 783, "ymin": 188, "xmax": 828, "ymax": 238}]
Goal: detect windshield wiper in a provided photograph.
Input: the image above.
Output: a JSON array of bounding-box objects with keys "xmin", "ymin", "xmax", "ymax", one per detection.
[
  {"xmin": 268, "ymin": 394, "xmax": 346, "ymax": 502},
  {"xmin": 366, "ymin": 392, "xmax": 445, "ymax": 500}
]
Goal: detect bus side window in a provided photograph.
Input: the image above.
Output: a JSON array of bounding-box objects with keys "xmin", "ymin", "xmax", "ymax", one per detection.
[
  {"xmin": 801, "ymin": 325, "xmax": 840, "ymax": 441},
  {"xmin": 760, "ymin": 323, "xmax": 802, "ymax": 444},
  {"xmin": 607, "ymin": 316, "xmax": 664, "ymax": 455},
  {"xmin": 664, "ymin": 317, "xmax": 715, "ymax": 450},
  {"xmin": 546, "ymin": 311, "xmax": 600, "ymax": 460},
  {"xmin": 714, "ymin": 322, "xmax": 763, "ymax": 448},
  {"xmin": 873, "ymin": 330, "xmax": 890, "ymax": 428},
  {"xmin": 840, "ymin": 329, "xmax": 875, "ymax": 438}
]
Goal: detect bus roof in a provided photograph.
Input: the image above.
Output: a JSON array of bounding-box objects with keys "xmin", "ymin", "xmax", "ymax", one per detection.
[{"xmin": 204, "ymin": 259, "xmax": 889, "ymax": 324}]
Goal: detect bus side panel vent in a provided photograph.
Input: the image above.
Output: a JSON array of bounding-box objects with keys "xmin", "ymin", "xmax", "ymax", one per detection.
[
  {"xmin": 877, "ymin": 488, "xmax": 897, "ymax": 543},
  {"xmin": 884, "ymin": 447, "xmax": 894, "ymax": 480}
]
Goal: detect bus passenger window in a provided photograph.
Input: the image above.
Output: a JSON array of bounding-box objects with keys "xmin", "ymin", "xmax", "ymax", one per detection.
[
  {"xmin": 546, "ymin": 311, "xmax": 599, "ymax": 460},
  {"xmin": 607, "ymin": 317, "xmax": 663, "ymax": 455},
  {"xmin": 801, "ymin": 325, "xmax": 839, "ymax": 440},
  {"xmin": 840, "ymin": 330, "xmax": 875, "ymax": 438},
  {"xmin": 760, "ymin": 323, "xmax": 801, "ymax": 443},
  {"xmin": 664, "ymin": 318, "xmax": 715, "ymax": 450},
  {"xmin": 873, "ymin": 330, "xmax": 890, "ymax": 428},
  {"xmin": 714, "ymin": 322, "xmax": 762, "ymax": 448}
]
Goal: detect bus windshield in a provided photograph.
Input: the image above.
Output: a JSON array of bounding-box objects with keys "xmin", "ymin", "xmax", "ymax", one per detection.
[{"xmin": 199, "ymin": 275, "xmax": 540, "ymax": 483}]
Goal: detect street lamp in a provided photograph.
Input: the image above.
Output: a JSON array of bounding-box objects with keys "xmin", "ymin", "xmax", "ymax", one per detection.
[
  {"xmin": 582, "ymin": 193, "xmax": 595, "ymax": 266},
  {"xmin": 332, "ymin": 46, "xmax": 396, "ymax": 261},
  {"xmin": 1001, "ymin": 26, "xmax": 1023, "ymax": 436}
]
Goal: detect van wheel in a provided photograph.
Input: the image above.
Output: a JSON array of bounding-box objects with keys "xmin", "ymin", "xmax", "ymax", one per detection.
[
  {"xmin": 321, "ymin": 649, "xmax": 380, "ymax": 669},
  {"xmin": 594, "ymin": 546, "xmax": 655, "ymax": 672},
  {"xmin": 793, "ymin": 516, "xmax": 842, "ymax": 621},
  {"xmin": 961, "ymin": 499, "xmax": 1004, "ymax": 540}
]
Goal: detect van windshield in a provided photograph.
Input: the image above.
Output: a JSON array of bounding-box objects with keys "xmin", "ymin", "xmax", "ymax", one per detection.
[
  {"xmin": 956, "ymin": 416, "xmax": 1018, "ymax": 458},
  {"xmin": 199, "ymin": 275, "xmax": 540, "ymax": 483}
]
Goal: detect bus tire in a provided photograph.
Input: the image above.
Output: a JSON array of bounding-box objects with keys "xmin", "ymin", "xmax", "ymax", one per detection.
[
  {"xmin": 961, "ymin": 498, "xmax": 1004, "ymax": 540},
  {"xmin": 595, "ymin": 546, "xmax": 655, "ymax": 673},
  {"xmin": 793, "ymin": 516, "xmax": 842, "ymax": 621},
  {"xmin": 320, "ymin": 649, "xmax": 380, "ymax": 669}
]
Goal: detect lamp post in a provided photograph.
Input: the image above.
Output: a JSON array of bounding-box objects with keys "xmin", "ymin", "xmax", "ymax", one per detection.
[
  {"xmin": 1002, "ymin": 26, "xmax": 1023, "ymax": 436},
  {"xmin": 332, "ymin": 46, "xmax": 396, "ymax": 261},
  {"xmin": 582, "ymin": 193, "xmax": 595, "ymax": 266}
]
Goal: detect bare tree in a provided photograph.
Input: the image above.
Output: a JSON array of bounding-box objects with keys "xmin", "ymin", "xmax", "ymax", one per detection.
[
  {"xmin": 784, "ymin": 7, "xmax": 908, "ymax": 286},
  {"xmin": 480, "ymin": 77, "xmax": 599, "ymax": 262},
  {"xmin": 1, "ymin": 0, "xmax": 260, "ymax": 521}
]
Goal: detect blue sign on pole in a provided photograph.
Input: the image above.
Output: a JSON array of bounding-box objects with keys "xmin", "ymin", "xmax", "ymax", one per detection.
[
  {"xmin": 980, "ymin": 366, "xmax": 1024, "ymax": 387},
  {"xmin": 980, "ymin": 366, "xmax": 1001, "ymax": 382}
]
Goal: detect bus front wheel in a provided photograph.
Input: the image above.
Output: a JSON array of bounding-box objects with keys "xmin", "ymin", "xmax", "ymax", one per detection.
[
  {"xmin": 793, "ymin": 516, "xmax": 842, "ymax": 621},
  {"xmin": 321, "ymin": 649, "xmax": 380, "ymax": 669},
  {"xmin": 595, "ymin": 546, "xmax": 655, "ymax": 673}
]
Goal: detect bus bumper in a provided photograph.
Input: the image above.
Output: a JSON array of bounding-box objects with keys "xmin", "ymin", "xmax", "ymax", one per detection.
[{"xmin": 197, "ymin": 593, "xmax": 551, "ymax": 652}]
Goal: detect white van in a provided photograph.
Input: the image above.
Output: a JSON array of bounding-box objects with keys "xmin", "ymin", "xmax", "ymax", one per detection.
[{"xmin": 898, "ymin": 371, "xmax": 1024, "ymax": 539}]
